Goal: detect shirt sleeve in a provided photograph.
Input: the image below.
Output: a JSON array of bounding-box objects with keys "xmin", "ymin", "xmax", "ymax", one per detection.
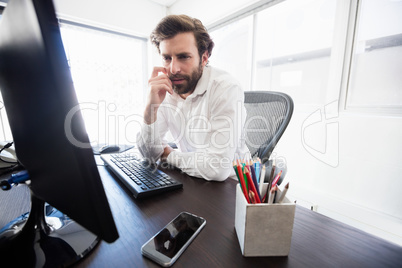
[
  {"xmin": 136, "ymin": 109, "xmax": 169, "ymax": 163},
  {"xmin": 166, "ymin": 81, "xmax": 246, "ymax": 181}
]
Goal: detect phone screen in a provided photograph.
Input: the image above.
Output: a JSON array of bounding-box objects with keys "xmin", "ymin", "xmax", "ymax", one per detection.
[{"xmin": 141, "ymin": 212, "xmax": 206, "ymax": 267}]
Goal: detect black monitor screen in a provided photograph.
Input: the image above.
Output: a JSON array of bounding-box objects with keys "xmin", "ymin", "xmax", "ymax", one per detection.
[{"xmin": 0, "ymin": 0, "xmax": 118, "ymax": 249}]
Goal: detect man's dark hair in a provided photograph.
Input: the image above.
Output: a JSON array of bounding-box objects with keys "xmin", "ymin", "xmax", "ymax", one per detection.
[{"xmin": 150, "ymin": 14, "xmax": 214, "ymax": 59}]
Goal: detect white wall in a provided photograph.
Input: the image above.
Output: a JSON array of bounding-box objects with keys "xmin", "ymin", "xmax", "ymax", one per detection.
[
  {"xmin": 53, "ymin": 0, "xmax": 166, "ymax": 37},
  {"xmin": 1, "ymin": 0, "xmax": 166, "ymax": 36},
  {"xmin": 168, "ymin": 0, "xmax": 264, "ymax": 26},
  {"xmin": 276, "ymin": 106, "xmax": 402, "ymax": 246}
]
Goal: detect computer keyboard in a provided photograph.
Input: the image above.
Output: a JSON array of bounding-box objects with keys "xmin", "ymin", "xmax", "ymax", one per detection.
[{"xmin": 101, "ymin": 152, "xmax": 183, "ymax": 198}]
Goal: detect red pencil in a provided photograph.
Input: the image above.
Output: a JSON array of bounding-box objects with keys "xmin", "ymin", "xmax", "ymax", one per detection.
[
  {"xmin": 234, "ymin": 161, "xmax": 250, "ymax": 203},
  {"xmin": 245, "ymin": 167, "xmax": 261, "ymax": 203},
  {"xmin": 249, "ymin": 191, "xmax": 256, "ymax": 204}
]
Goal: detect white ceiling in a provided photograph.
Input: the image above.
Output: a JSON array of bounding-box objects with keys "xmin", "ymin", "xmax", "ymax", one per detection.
[{"xmin": 149, "ymin": 0, "xmax": 179, "ymax": 7}]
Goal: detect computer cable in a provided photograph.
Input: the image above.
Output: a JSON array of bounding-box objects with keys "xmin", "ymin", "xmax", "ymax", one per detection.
[
  {"xmin": 0, "ymin": 141, "xmax": 22, "ymax": 176},
  {"xmin": 0, "ymin": 141, "xmax": 17, "ymax": 164}
]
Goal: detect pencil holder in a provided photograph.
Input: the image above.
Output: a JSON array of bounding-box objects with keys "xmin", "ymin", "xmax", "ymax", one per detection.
[{"xmin": 234, "ymin": 184, "xmax": 295, "ymax": 257}]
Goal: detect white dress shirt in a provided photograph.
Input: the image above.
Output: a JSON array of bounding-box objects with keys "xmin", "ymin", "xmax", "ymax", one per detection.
[{"xmin": 136, "ymin": 66, "xmax": 250, "ymax": 181}]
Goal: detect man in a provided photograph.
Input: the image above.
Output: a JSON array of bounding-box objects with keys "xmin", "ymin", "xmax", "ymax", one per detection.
[{"xmin": 137, "ymin": 14, "xmax": 249, "ymax": 181}]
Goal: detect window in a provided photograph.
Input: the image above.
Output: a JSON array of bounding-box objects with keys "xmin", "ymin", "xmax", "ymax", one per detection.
[
  {"xmin": 209, "ymin": 16, "xmax": 254, "ymax": 91},
  {"xmin": 210, "ymin": 0, "xmax": 402, "ymax": 115},
  {"xmin": 60, "ymin": 22, "xmax": 147, "ymax": 146},
  {"xmin": 254, "ymin": 0, "xmax": 336, "ymax": 106},
  {"xmin": 345, "ymin": 0, "xmax": 402, "ymax": 111},
  {"xmin": 209, "ymin": 0, "xmax": 337, "ymax": 108},
  {"xmin": 0, "ymin": 11, "xmax": 147, "ymax": 145},
  {"xmin": 0, "ymin": 19, "xmax": 147, "ymax": 143}
]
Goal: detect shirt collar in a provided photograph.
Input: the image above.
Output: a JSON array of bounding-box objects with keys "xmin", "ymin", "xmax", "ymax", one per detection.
[{"xmin": 189, "ymin": 65, "xmax": 210, "ymax": 99}]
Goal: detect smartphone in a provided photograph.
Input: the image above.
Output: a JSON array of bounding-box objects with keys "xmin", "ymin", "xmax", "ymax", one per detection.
[{"xmin": 141, "ymin": 212, "xmax": 206, "ymax": 267}]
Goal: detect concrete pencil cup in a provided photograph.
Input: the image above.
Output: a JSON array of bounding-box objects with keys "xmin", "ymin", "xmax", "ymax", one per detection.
[{"xmin": 234, "ymin": 184, "xmax": 295, "ymax": 257}]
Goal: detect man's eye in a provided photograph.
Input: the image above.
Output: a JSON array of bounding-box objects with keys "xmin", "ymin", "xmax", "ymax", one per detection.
[{"xmin": 163, "ymin": 56, "xmax": 171, "ymax": 62}]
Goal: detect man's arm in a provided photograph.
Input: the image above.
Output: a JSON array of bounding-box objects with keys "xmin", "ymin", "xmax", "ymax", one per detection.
[
  {"xmin": 136, "ymin": 67, "xmax": 172, "ymax": 162},
  {"xmin": 143, "ymin": 67, "xmax": 173, "ymax": 124}
]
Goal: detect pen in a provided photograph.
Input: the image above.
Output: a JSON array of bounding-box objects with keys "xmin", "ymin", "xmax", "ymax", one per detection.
[
  {"xmin": 258, "ymin": 165, "xmax": 266, "ymax": 198},
  {"xmin": 277, "ymin": 182, "xmax": 289, "ymax": 203},
  {"xmin": 248, "ymin": 160, "xmax": 261, "ymax": 201},
  {"xmin": 254, "ymin": 158, "xmax": 260, "ymax": 183}
]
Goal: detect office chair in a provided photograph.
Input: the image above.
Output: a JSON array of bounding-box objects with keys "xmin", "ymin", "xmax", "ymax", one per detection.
[{"xmin": 243, "ymin": 91, "xmax": 294, "ymax": 167}]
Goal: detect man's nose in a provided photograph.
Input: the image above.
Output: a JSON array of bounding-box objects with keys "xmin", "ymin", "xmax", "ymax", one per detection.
[{"xmin": 170, "ymin": 58, "xmax": 180, "ymax": 75}]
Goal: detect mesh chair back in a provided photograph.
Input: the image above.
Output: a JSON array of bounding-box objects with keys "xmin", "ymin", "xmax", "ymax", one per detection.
[{"xmin": 244, "ymin": 91, "xmax": 293, "ymax": 164}]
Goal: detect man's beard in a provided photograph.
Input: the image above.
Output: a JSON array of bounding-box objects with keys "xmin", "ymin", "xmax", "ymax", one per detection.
[{"xmin": 170, "ymin": 62, "xmax": 203, "ymax": 95}]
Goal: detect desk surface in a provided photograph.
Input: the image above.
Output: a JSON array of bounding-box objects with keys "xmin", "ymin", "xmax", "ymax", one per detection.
[{"xmin": 1, "ymin": 164, "xmax": 402, "ymax": 267}]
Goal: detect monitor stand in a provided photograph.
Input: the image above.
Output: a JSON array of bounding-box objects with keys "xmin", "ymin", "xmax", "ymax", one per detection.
[{"xmin": 0, "ymin": 191, "xmax": 99, "ymax": 267}]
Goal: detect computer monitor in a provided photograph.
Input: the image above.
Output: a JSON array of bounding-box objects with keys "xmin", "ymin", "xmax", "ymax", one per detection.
[{"xmin": 0, "ymin": 0, "xmax": 119, "ymax": 266}]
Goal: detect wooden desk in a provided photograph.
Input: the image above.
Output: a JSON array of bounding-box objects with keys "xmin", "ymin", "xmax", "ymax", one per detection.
[
  {"xmin": 80, "ymin": 166, "xmax": 402, "ymax": 267},
  {"xmin": 1, "ymin": 165, "xmax": 402, "ymax": 267}
]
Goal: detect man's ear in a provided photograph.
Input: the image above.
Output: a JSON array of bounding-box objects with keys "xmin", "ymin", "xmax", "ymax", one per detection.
[{"xmin": 201, "ymin": 51, "xmax": 209, "ymax": 67}]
